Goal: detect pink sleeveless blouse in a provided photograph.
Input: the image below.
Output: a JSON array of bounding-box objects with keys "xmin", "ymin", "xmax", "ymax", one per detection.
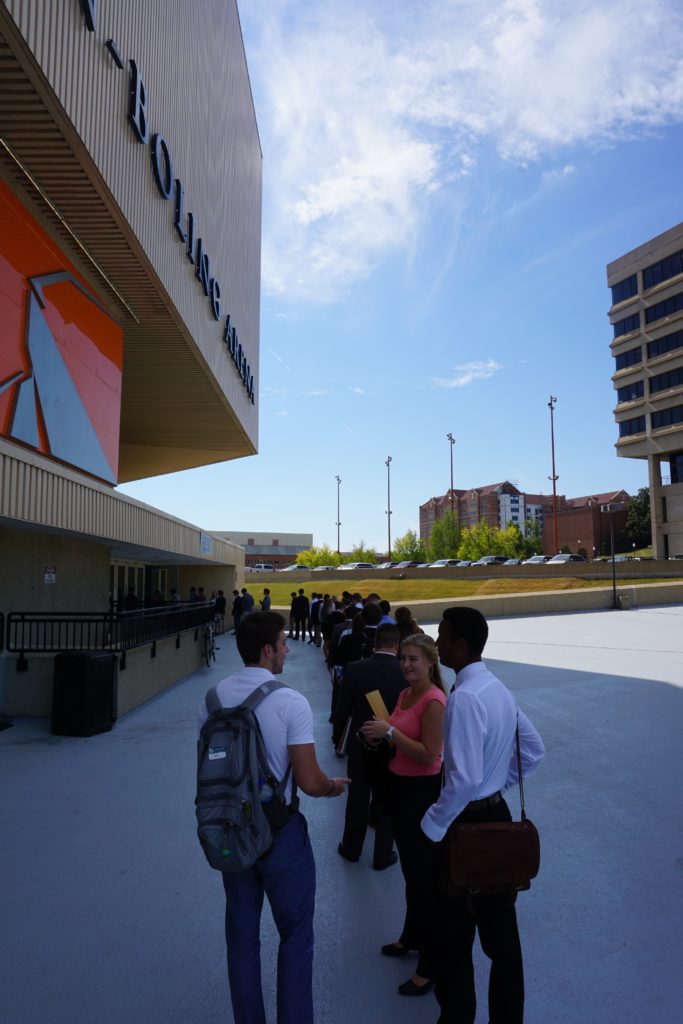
[{"xmin": 388, "ymin": 686, "xmax": 447, "ymax": 777}]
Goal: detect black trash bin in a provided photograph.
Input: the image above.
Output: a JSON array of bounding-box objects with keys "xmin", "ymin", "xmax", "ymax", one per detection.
[{"xmin": 52, "ymin": 652, "xmax": 118, "ymax": 736}]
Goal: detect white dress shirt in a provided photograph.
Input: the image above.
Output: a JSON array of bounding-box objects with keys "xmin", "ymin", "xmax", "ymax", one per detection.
[{"xmin": 421, "ymin": 660, "xmax": 545, "ymax": 842}]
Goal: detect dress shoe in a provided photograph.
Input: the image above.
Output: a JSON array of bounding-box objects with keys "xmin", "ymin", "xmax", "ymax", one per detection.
[
  {"xmin": 380, "ymin": 941, "xmax": 411, "ymax": 957},
  {"xmin": 398, "ymin": 977, "xmax": 434, "ymax": 996},
  {"xmin": 373, "ymin": 851, "xmax": 398, "ymax": 871},
  {"xmin": 337, "ymin": 842, "xmax": 359, "ymax": 863}
]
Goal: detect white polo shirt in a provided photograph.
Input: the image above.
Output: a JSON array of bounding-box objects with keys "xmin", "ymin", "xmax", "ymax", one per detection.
[{"xmin": 198, "ymin": 666, "xmax": 314, "ymax": 804}]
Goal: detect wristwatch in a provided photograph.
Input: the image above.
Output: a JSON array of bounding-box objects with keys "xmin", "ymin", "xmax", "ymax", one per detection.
[{"xmin": 385, "ymin": 725, "xmax": 395, "ymax": 742}]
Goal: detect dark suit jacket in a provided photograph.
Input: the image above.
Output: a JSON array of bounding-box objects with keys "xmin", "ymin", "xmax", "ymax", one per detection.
[
  {"xmin": 292, "ymin": 594, "xmax": 310, "ymax": 619},
  {"xmin": 332, "ymin": 652, "xmax": 405, "ymax": 746}
]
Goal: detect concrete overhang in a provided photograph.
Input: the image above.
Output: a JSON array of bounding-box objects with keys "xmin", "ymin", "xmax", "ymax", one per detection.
[{"xmin": 0, "ymin": 4, "xmax": 261, "ymax": 483}]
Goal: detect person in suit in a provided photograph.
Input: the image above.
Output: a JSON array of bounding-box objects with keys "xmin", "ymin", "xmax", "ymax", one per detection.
[
  {"xmin": 333, "ymin": 623, "xmax": 405, "ymax": 869},
  {"xmin": 292, "ymin": 588, "xmax": 310, "ymax": 640}
]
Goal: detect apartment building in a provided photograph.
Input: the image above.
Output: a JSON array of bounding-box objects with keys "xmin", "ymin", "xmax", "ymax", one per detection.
[
  {"xmin": 609, "ymin": 225, "xmax": 683, "ymax": 557},
  {"xmin": 420, "ymin": 482, "xmax": 560, "ymax": 546}
]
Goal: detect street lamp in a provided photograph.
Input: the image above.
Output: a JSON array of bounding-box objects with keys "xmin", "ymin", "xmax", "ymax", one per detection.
[
  {"xmin": 446, "ymin": 433, "xmax": 455, "ymax": 519},
  {"xmin": 335, "ymin": 475, "xmax": 341, "ymax": 555},
  {"xmin": 385, "ymin": 456, "xmax": 393, "ymax": 559},
  {"xmin": 601, "ymin": 502, "xmax": 626, "ymax": 609},
  {"xmin": 548, "ymin": 396, "xmax": 559, "ymax": 554}
]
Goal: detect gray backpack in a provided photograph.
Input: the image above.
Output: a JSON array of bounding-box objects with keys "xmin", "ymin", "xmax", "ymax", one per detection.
[{"xmin": 196, "ymin": 681, "xmax": 293, "ymax": 872}]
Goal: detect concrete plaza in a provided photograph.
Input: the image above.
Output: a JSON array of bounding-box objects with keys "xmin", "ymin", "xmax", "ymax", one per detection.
[{"xmin": 2, "ymin": 604, "xmax": 682, "ymax": 1023}]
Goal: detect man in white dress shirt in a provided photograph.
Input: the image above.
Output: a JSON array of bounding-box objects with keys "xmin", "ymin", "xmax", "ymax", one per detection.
[{"xmin": 422, "ymin": 606, "xmax": 545, "ymax": 1024}]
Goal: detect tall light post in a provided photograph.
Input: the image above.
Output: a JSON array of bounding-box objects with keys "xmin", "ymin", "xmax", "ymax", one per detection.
[
  {"xmin": 446, "ymin": 433, "xmax": 455, "ymax": 519},
  {"xmin": 548, "ymin": 396, "xmax": 559, "ymax": 554},
  {"xmin": 385, "ymin": 456, "xmax": 393, "ymax": 559},
  {"xmin": 335, "ymin": 475, "xmax": 341, "ymax": 555}
]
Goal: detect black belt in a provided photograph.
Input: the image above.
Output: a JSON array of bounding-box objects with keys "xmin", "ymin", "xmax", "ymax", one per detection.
[{"xmin": 466, "ymin": 792, "xmax": 501, "ymax": 810}]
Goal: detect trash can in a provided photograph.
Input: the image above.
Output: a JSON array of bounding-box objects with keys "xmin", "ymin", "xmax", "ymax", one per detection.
[{"xmin": 52, "ymin": 652, "xmax": 118, "ymax": 736}]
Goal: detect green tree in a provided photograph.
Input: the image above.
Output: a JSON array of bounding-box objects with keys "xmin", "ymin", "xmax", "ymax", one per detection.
[
  {"xmin": 296, "ymin": 545, "xmax": 342, "ymax": 568},
  {"xmin": 393, "ymin": 529, "xmax": 427, "ymax": 561},
  {"xmin": 349, "ymin": 540, "xmax": 377, "ymax": 564},
  {"xmin": 625, "ymin": 487, "xmax": 652, "ymax": 548},
  {"xmin": 522, "ymin": 517, "xmax": 543, "ymax": 557},
  {"xmin": 457, "ymin": 520, "xmax": 498, "ymax": 560},
  {"xmin": 427, "ymin": 510, "xmax": 461, "ymax": 560}
]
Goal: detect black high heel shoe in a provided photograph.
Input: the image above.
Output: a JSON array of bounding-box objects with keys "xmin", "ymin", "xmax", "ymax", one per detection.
[
  {"xmin": 398, "ymin": 977, "xmax": 434, "ymax": 996},
  {"xmin": 380, "ymin": 941, "xmax": 411, "ymax": 957}
]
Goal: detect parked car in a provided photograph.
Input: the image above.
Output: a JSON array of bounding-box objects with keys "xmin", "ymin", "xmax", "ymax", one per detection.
[
  {"xmin": 311, "ymin": 565, "xmax": 336, "ymax": 572},
  {"xmin": 416, "ymin": 563, "xmax": 430, "ymax": 568},
  {"xmin": 522, "ymin": 555, "xmax": 550, "ymax": 565},
  {"xmin": 546, "ymin": 553, "xmax": 586, "ymax": 564},
  {"xmin": 338, "ymin": 562, "xmax": 377, "ymax": 571},
  {"xmin": 429, "ymin": 559, "xmax": 461, "ymax": 568},
  {"xmin": 375, "ymin": 561, "xmax": 398, "ymax": 569},
  {"xmin": 278, "ymin": 563, "xmax": 311, "ymax": 571},
  {"xmin": 472, "ymin": 555, "xmax": 508, "ymax": 566},
  {"xmin": 251, "ymin": 563, "xmax": 274, "ymax": 572},
  {"xmin": 669, "ymin": 553, "xmax": 683, "ymax": 560},
  {"xmin": 394, "ymin": 560, "xmax": 420, "ymax": 568},
  {"xmin": 456, "ymin": 560, "xmax": 473, "ymax": 567},
  {"xmin": 503, "ymin": 558, "xmax": 524, "ymax": 566}
]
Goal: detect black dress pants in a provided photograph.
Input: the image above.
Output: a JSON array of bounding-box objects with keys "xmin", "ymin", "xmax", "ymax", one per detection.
[
  {"xmin": 388, "ymin": 772, "xmax": 442, "ymax": 979},
  {"xmin": 293, "ymin": 616, "xmax": 307, "ymax": 639},
  {"xmin": 341, "ymin": 744, "xmax": 394, "ymax": 866},
  {"xmin": 435, "ymin": 797, "xmax": 524, "ymax": 1024}
]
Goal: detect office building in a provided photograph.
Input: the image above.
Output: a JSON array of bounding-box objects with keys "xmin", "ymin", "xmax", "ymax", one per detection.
[
  {"xmin": 0, "ymin": 1, "xmax": 261, "ymax": 715},
  {"xmin": 214, "ymin": 532, "xmax": 314, "ymax": 570},
  {"xmin": 609, "ymin": 224, "xmax": 683, "ymax": 557}
]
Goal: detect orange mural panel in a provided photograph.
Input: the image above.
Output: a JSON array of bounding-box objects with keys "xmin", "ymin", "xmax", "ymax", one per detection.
[{"xmin": 0, "ymin": 179, "xmax": 123, "ymax": 484}]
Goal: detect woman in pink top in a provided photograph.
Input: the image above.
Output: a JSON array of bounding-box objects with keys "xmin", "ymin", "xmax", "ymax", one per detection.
[{"xmin": 361, "ymin": 633, "xmax": 447, "ymax": 996}]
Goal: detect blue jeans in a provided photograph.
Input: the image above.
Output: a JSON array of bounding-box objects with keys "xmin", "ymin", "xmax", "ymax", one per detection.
[{"xmin": 221, "ymin": 811, "xmax": 316, "ymax": 1024}]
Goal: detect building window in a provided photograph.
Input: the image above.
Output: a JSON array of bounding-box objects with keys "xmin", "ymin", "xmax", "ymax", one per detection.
[
  {"xmin": 612, "ymin": 313, "xmax": 640, "ymax": 339},
  {"xmin": 615, "ymin": 347, "xmax": 642, "ymax": 370},
  {"xmin": 644, "ymin": 291, "xmax": 683, "ymax": 325},
  {"xmin": 272, "ymin": 539, "xmax": 279, "ymax": 545},
  {"xmin": 247, "ymin": 537, "xmax": 254, "ymax": 545},
  {"xmin": 611, "ymin": 274, "xmax": 638, "ymax": 304},
  {"xmin": 670, "ymin": 452, "xmax": 683, "ymax": 484},
  {"xmin": 618, "ymin": 416, "xmax": 646, "ymax": 437},
  {"xmin": 651, "ymin": 404, "xmax": 683, "ymax": 430},
  {"xmin": 616, "ymin": 380, "xmax": 644, "ymax": 403},
  {"xmin": 647, "ymin": 328, "xmax": 683, "ymax": 359},
  {"xmin": 642, "ymin": 250, "xmax": 683, "ymax": 290},
  {"xmin": 650, "ymin": 367, "xmax": 683, "ymax": 395}
]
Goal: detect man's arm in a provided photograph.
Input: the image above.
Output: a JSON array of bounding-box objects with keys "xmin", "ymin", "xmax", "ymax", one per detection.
[
  {"xmin": 505, "ymin": 709, "xmax": 545, "ymax": 788},
  {"xmin": 288, "ymin": 743, "xmax": 348, "ymax": 797},
  {"xmin": 421, "ymin": 691, "xmax": 486, "ymax": 842},
  {"xmin": 332, "ymin": 664, "xmax": 356, "ymax": 743}
]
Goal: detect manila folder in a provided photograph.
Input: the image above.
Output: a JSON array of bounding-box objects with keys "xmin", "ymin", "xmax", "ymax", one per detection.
[{"xmin": 365, "ymin": 690, "xmax": 390, "ymax": 721}]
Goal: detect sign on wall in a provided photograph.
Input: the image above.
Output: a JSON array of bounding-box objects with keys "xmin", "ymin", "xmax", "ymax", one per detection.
[{"xmin": 0, "ymin": 181, "xmax": 124, "ymax": 484}]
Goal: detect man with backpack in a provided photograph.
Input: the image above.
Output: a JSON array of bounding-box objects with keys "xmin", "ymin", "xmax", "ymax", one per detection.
[{"xmin": 197, "ymin": 611, "xmax": 349, "ymax": 1024}]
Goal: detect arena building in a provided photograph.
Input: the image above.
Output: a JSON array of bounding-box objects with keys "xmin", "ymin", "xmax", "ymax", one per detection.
[{"xmin": 0, "ymin": 0, "xmax": 261, "ymax": 717}]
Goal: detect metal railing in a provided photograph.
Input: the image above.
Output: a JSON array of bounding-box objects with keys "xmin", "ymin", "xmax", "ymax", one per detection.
[
  {"xmin": 6, "ymin": 603, "xmax": 215, "ymax": 670},
  {"xmin": 0, "ymin": 612, "xmax": 3, "ymax": 652}
]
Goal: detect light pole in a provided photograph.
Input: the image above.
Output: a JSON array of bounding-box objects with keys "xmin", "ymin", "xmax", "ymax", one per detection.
[
  {"xmin": 601, "ymin": 502, "xmax": 626, "ymax": 609},
  {"xmin": 335, "ymin": 475, "xmax": 341, "ymax": 555},
  {"xmin": 446, "ymin": 433, "xmax": 455, "ymax": 519},
  {"xmin": 385, "ymin": 456, "xmax": 393, "ymax": 559},
  {"xmin": 548, "ymin": 396, "xmax": 559, "ymax": 554}
]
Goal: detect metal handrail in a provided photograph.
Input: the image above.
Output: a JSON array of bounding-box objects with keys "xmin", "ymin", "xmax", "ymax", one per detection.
[
  {"xmin": 0, "ymin": 612, "xmax": 4, "ymax": 652},
  {"xmin": 7, "ymin": 604, "xmax": 215, "ymax": 669}
]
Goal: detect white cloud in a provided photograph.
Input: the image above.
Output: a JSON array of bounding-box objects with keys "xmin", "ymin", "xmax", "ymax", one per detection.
[
  {"xmin": 429, "ymin": 359, "xmax": 502, "ymax": 389},
  {"xmin": 349, "ymin": 387, "xmax": 365, "ymax": 395},
  {"xmin": 244, "ymin": 0, "xmax": 683, "ymax": 302},
  {"xmin": 302, "ymin": 389, "xmax": 329, "ymax": 396},
  {"xmin": 274, "ymin": 410, "xmax": 289, "ymax": 417}
]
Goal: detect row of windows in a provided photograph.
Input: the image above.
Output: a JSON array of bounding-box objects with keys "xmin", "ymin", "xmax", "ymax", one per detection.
[
  {"xmin": 615, "ymin": 347, "xmax": 642, "ymax": 370},
  {"xmin": 619, "ymin": 405, "xmax": 683, "ymax": 436},
  {"xmin": 644, "ymin": 291, "xmax": 683, "ymax": 325},
  {"xmin": 671, "ymin": 452, "xmax": 683, "ymax": 485},
  {"xmin": 613, "ymin": 313, "xmax": 640, "ymax": 338},
  {"xmin": 642, "ymin": 250, "xmax": 683, "ymax": 290},
  {"xmin": 650, "ymin": 366, "xmax": 683, "ymax": 395},
  {"xmin": 647, "ymin": 327, "xmax": 683, "ymax": 359},
  {"xmin": 611, "ymin": 274, "xmax": 638, "ymax": 304},
  {"xmin": 652, "ymin": 404, "xmax": 683, "ymax": 429},
  {"xmin": 619, "ymin": 416, "xmax": 646, "ymax": 437},
  {"xmin": 616, "ymin": 380, "xmax": 644, "ymax": 403}
]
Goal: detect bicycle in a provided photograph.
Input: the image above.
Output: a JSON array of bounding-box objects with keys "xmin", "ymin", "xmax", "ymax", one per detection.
[{"xmin": 202, "ymin": 621, "xmax": 217, "ymax": 667}]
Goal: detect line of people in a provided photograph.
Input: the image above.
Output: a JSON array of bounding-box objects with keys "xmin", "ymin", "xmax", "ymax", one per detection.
[{"xmin": 204, "ymin": 593, "xmax": 545, "ymax": 1024}]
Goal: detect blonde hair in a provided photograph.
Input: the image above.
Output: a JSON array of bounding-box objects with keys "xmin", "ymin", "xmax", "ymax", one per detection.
[{"xmin": 400, "ymin": 634, "xmax": 446, "ymax": 694}]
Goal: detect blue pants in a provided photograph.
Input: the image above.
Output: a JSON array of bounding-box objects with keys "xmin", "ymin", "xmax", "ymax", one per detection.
[{"xmin": 221, "ymin": 812, "xmax": 316, "ymax": 1024}]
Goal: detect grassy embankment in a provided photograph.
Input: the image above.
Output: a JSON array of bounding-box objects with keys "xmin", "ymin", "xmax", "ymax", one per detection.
[{"xmin": 258, "ymin": 576, "xmax": 680, "ymax": 606}]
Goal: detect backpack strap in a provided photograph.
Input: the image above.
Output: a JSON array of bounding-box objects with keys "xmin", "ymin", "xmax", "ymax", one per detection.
[
  {"xmin": 205, "ymin": 686, "xmax": 222, "ymax": 716},
  {"xmin": 242, "ymin": 680, "xmax": 297, "ymax": 808}
]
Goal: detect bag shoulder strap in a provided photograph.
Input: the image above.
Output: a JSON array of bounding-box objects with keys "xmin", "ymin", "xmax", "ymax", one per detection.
[
  {"xmin": 242, "ymin": 680, "xmax": 296, "ymax": 803},
  {"xmin": 205, "ymin": 686, "xmax": 221, "ymax": 716},
  {"xmin": 516, "ymin": 716, "xmax": 527, "ymax": 822}
]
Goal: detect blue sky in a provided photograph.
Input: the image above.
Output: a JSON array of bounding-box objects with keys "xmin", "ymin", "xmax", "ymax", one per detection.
[{"xmin": 119, "ymin": 0, "xmax": 683, "ymax": 552}]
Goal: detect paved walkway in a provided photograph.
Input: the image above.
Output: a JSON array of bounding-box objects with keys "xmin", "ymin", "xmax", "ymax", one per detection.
[{"xmin": 2, "ymin": 605, "xmax": 683, "ymax": 1023}]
